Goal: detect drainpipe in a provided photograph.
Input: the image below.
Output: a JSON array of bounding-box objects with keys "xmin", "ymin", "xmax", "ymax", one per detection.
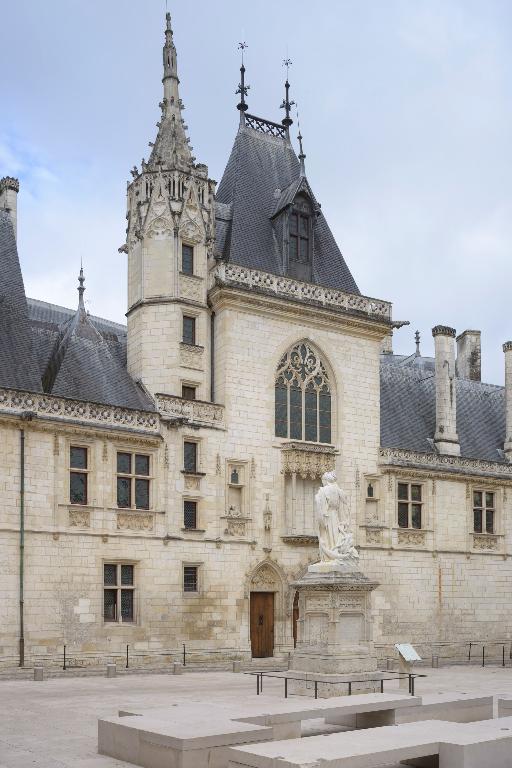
[
  {"xmin": 210, "ymin": 311, "xmax": 215, "ymax": 402},
  {"xmin": 19, "ymin": 428, "xmax": 25, "ymax": 667}
]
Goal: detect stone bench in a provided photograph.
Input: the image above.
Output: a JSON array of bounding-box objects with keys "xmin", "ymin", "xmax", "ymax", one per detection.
[
  {"xmin": 497, "ymin": 695, "xmax": 512, "ymax": 717},
  {"xmin": 99, "ymin": 693, "xmax": 420, "ymax": 766},
  {"xmin": 396, "ymin": 692, "xmax": 494, "ymax": 724},
  {"xmin": 98, "ymin": 714, "xmax": 273, "ymax": 768},
  {"xmin": 227, "ymin": 716, "xmax": 512, "ymax": 768}
]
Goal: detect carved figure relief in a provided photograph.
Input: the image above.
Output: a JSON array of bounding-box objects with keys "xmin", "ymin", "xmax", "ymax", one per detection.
[{"xmin": 117, "ymin": 512, "xmax": 154, "ymax": 532}]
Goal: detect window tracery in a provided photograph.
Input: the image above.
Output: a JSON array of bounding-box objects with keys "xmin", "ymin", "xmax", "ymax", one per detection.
[{"xmin": 275, "ymin": 342, "xmax": 331, "ymax": 444}]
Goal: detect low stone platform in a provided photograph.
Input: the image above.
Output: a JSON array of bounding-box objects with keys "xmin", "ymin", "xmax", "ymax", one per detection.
[
  {"xmin": 228, "ymin": 716, "xmax": 512, "ymax": 768},
  {"xmin": 100, "ymin": 692, "xmax": 421, "ymax": 766}
]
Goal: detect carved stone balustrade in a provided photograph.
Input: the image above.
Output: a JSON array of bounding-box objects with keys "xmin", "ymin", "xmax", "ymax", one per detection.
[
  {"xmin": 156, "ymin": 393, "xmax": 225, "ymax": 428},
  {"xmin": 210, "ymin": 263, "xmax": 392, "ymax": 321},
  {"xmin": 0, "ymin": 387, "xmax": 159, "ymax": 432}
]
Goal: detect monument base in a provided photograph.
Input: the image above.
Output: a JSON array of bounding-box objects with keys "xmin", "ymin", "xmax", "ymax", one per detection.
[{"xmin": 290, "ymin": 566, "xmax": 379, "ymax": 688}]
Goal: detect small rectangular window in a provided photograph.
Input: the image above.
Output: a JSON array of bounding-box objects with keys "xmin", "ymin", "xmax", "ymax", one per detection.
[
  {"xmin": 184, "ymin": 565, "xmax": 198, "ymax": 593},
  {"xmin": 473, "ymin": 489, "xmax": 494, "ymax": 534},
  {"xmin": 183, "ymin": 316, "xmax": 196, "ymax": 345},
  {"xmin": 104, "ymin": 563, "xmax": 135, "ymax": 622},
  {"xmin": 184, "ymin": 500, "xmax": 197, "ymax": 529},
  {"xmin": 182, "ymin": 244, "xmax": 194, "ymax": 275},
  {"xmin": 117, "ymin": 451, "xmax": 151, "ymax": 509},
  {"xmin": 182, "ymin": 385, "xmax": 197, "ymax": 401},
  {"xmin": 397, "ymin": 483, "xmax": 423, "ymax": 529},
  {"xmin": 184, "ymin": 441, "xmax": 198, "ymax": 473},
  {"xmin": 70, "ymin": 446, "xmax": 88, "ymax": 505}
]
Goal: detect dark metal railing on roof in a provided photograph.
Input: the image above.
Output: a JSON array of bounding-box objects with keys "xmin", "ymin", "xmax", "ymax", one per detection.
[{"xmin": 245, "ymin": 113, "xmax": 287, "ymax": 138}]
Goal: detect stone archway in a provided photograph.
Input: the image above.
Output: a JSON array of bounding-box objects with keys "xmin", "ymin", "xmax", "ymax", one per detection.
[{"xmin": 247, "ymin": 560, "xmax": 287, "ymax": 658}]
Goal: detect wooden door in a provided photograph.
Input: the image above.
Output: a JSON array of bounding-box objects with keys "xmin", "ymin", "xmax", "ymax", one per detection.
[
  {"xmin": 250, "ymin": 592, "xmax": 274, "ymax": 658},
  {"xmin": 292, "ymin": 591, "xmax": 299, "ymax": 648}
]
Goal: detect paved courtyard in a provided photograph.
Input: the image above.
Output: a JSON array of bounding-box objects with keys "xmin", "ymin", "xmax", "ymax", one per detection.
[{"xmin": 1, "ymin": 665, "xmax": 512, "ymax": 767}]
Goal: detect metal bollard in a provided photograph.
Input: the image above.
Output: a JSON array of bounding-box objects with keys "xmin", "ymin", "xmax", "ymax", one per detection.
[
  {"xmin": 432, "ymin": 655, "xmax": 439, "ymax": 668},
  {"xmin": 34, "ymin": 666, "xmax": 44, "ymax": 681},
  {"xmin": 106, "ymin": 664, "xmax": 116, "ymax": 678},
  {"xmin": 173, "ymin": 662, "xmax": 183, "ymax": 675},
  {"xmin": 232, "ymin": 660, "xmax": 241, "ymax": 673}
]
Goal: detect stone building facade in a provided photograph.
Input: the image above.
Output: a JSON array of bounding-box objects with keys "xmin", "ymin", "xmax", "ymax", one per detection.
[{"xmin": 1, "ymin": 14, "xmax": 512, "ymax": 667}]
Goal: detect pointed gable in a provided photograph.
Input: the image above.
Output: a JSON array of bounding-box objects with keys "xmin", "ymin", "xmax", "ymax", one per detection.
[
  {"xmin": 215, "ymin": 123, "xmax": 359, "ymax": 295},
  {"xmin": 0, "ymin": 210, "xmax": 42, "ymax": 392}
]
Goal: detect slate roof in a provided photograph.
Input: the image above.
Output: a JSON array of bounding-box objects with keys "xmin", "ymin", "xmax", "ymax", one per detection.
[
  {"xmin": 0, "ymin": 211, "xmax": 42, "ymax": 392},
  {"xmin": 380, "ymin": 354, "xmax": 506, "ymax": 463},
  {"xmin": 32, "ymin": 296, "xmax": 153, "ymax": 411},
  {"xmin": 0, "ymin": 214, "xmax": 153, "ymax": 410},
  {"xmin": 215, "ymin": 123, "xmax": 360, "ymax": 294}
]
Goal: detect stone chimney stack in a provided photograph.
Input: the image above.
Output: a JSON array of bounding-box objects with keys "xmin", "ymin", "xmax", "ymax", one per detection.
[
  {"xmin": 432, "ymin": 325, "xmax": 460, "ymax": 456},
  {"xmin": 503, "ymin": 342, "xmax": 512, "ymax": 461},
  {"xmin": 0, "ymin": 177, "xmax": 19, "ymax": 241},
  {"xmin": 456, "ymin": 330, "xmax": 481, "ymax": 381}
]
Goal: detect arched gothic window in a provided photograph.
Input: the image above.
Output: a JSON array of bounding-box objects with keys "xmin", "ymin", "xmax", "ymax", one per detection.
[{"xmin": 275, "ymin": 342, "xmax": 331, "ymax": 444}]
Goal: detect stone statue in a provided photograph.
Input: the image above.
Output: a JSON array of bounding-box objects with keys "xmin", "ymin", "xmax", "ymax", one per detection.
[{"xmin": 310, "ymin": 471, "xmax": 359, "ymax": 572}]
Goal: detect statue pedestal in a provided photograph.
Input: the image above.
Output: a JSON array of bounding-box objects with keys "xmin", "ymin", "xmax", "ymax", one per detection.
[{"xmin": 290, "ymin": 566, "xmax": 379, "ymax": 681}]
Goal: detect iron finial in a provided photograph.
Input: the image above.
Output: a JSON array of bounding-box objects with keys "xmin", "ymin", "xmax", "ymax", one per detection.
[
  {"xmin": 236, "ymin": 42, "xmax": 250, "ymax": 117},
  {"xmin": 296, "ymin": 106, "xmax": 306, "ymax": 176},
  {"xmin": 415, "ymin": 330, "xmax": 421, "ymax": 357},
  {"xmin": 280, "ymin": 58, "xmax": 295, "ymax": 134}
]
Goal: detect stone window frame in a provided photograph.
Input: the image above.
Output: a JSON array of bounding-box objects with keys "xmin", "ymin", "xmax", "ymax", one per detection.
[
  {"xmin": 396, "ymin": 480, "xmax": 425, "ymax": 530},
  {"xmin": 111, "ymin": 445, "xmax": 157, "ymax": 512},
  {"xmin": 66, "ymin": 438, "xmax": 95, "ymax": 508},
  {"xmin": 181, "ymin": 379, "xmax": 199, "ymax": 401},
  {"xmin": 102, "ymin": 560, "xmax": 138, "ymax": 625},
  {"xmin": 181, "ymin": 242, "xmax": 194, "ymax": 276},
  {"xmin": 182, "ymin": 497, "xmax": 203, "ymax": 531},
  {"xmin": 471, "ymin": 486, "xmax": 500, "ymax": 535},
  {"xmin": 182, "ymin": 437, "xmax": 203, "ymax": 476},
  {"xmin": 182, "ymin": 314, "xmax": 197, "ymax": 346},
  {"xmin": 182, "ymin": 562, "xmax": 202, "ymax": 595},
  {"xmin": 274, "ymin": 341, "xmax": 333, "ymax": 446}
]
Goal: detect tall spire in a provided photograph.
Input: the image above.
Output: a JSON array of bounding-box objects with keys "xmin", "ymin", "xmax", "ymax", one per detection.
[
  {"xmin": 236, "ymin": 42, "xmax": 249, "ymax": 125},
  {"xmin": 280, "ymin": 58, "xmax": 295, "ymax": 137},
  {"xmin": 147, "ymin": 13, "xmax": 192, "ymax": 168}
]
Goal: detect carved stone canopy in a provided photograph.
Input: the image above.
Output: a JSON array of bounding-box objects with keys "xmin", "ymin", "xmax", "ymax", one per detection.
[{"xmin": 281, "ymin": 441, "xmax": 336, "ymax": 479}]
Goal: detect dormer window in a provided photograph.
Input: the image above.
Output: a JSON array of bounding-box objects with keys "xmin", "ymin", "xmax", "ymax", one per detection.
[
  {"xmin": 288, "ymin": 196, "xmax": 312, "ymax": 281},
  {"xmin": 289, "ymin": 212, "xmax": 309, "ymax": 264}
]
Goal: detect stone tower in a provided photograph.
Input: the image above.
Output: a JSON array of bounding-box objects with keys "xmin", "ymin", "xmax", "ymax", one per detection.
[{"xmin": 125, "ymin": 13, "xmax": 215, "ymax": 400}]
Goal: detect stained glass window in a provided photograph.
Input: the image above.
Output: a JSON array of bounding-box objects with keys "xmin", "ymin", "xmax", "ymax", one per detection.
[{"xmin": 274, "ymin": 343, "xmax": 331, "ymax": 444}]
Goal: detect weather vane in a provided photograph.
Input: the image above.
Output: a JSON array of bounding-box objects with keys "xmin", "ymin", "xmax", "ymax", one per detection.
[
  {"xmin": 283, "ymin": 57, "xmax": 292, "ymax": 77},
  {"xmin": 238, "ymin": 41, "xmax": 248, "ymax": 65}
]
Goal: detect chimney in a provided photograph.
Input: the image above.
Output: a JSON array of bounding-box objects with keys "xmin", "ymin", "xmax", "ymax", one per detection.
[
  {"xmin": 503, "ymin": 342, "xmax": 512, "ymax": 461},
  {"xmin": 456, "ymin": 330, "xmax": 481, "ymax": 381},
  {"xmin": 432, "ymin": 325, "xmax": 460, "ymax": 456},
  {"xmin": 0, "ymin": 177, "xmax": 19, "ymax": 241}
]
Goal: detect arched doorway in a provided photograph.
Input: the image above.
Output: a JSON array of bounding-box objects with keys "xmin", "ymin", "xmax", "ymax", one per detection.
[{"xmin": 248, "ymin": 562, "xmax": 282, "ymax": 658}]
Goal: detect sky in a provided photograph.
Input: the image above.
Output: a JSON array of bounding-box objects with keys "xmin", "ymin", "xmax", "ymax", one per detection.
[{"xmin": 1, "ymin": 0, "xmax": 511, "ymax": 383}]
